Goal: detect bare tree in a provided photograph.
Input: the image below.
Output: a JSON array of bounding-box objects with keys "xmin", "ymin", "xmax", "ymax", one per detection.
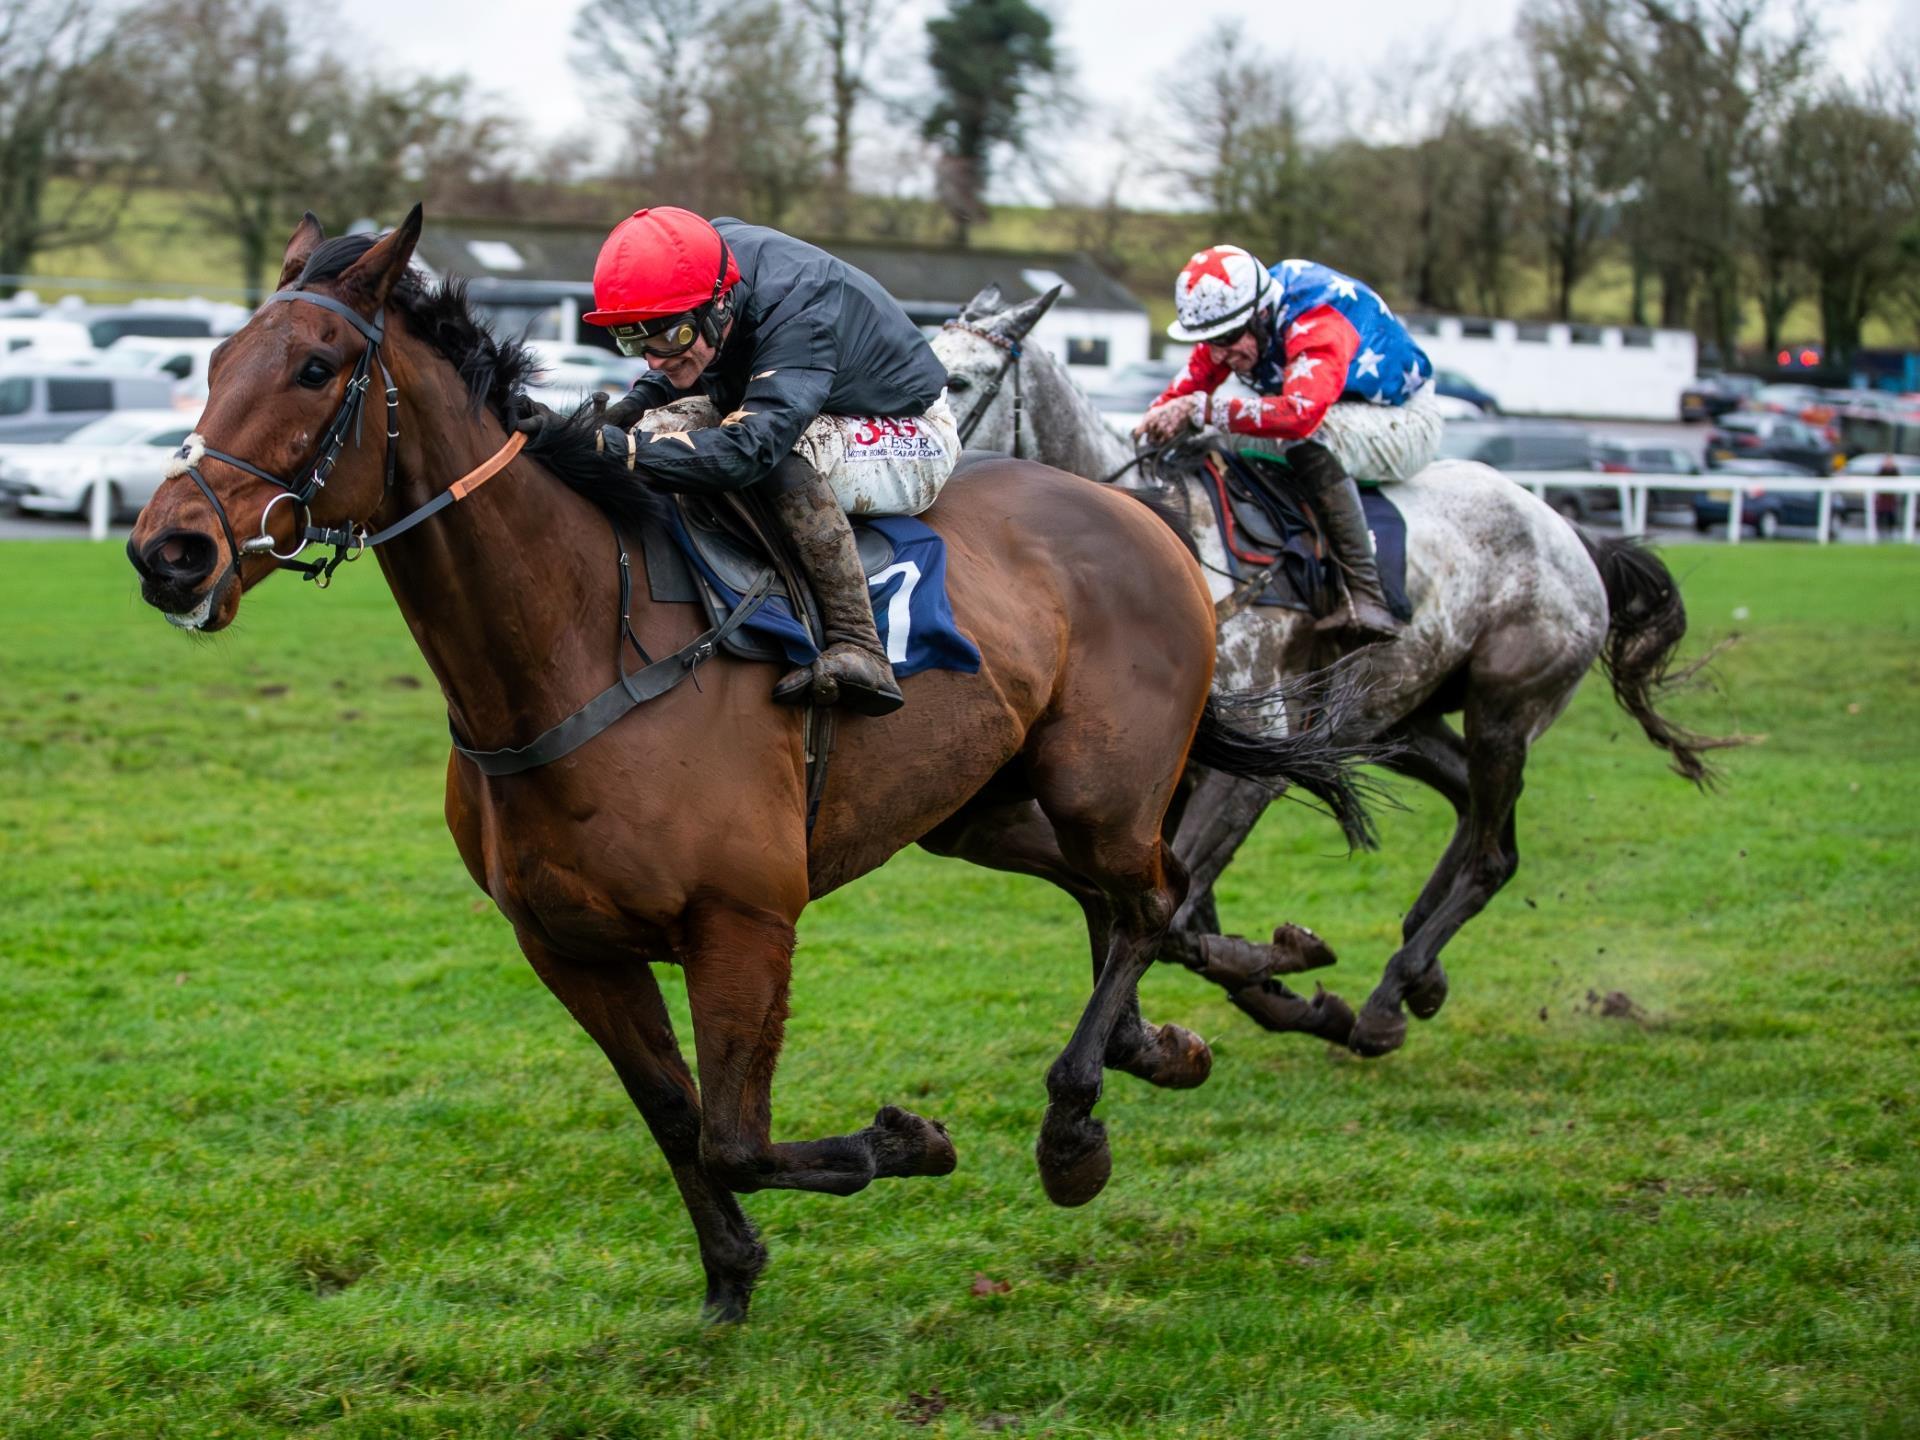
[
  {"xmin": 1783, "ymin": 86, "xmax": 1919, "ymax": 362},
  {"xmin": 0, "ymin": 0, "xmax": 138, "ymax": 294},
  {"xmin": 572, "ymin": 0, "xmax": 712, "ymax": 206},
  {"xmin": 698, "ymin": 3, "xmax": 825, "ymax": 228},
  {"xmin": 1513, "ymin": 0, "xmax": 1631, "ymax": 320},
  {"xmin": 795, "ymin": 0, "xmax": 896, "ymax": 234}
]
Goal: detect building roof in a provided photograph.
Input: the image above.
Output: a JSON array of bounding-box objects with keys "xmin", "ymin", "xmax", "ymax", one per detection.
[{"xmin": 413, "ymin": 218, "xmax": 1143, "ymax": 319}]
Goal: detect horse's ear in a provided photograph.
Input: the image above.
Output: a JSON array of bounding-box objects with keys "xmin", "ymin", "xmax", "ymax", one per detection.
[
  {"xmin": 994, "ymin": 284, "xmax": 1062, "ymax": 345},
  {"xmin": 958, "ymin": 284, "xmax": 1003, "ymax": 322},
  {"xmin": 277, "ymin": 212, "xmax": 327, "ymax": 291},
  {"xmin": 336, "ymin": 202, "xmax": 424, "ymax": 316}
]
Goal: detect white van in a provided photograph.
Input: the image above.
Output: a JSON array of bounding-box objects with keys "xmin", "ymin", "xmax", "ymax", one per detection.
[
  {"xmin": 0, "ymin": 318, "xmax": 95, "ymax": 360},
  {"xmin": 105, "ymin": 335, "xmax": 224, "ymax": 406},
  {"xmin": 0, "ymin": 363, "xmax": 178, "ymax": 442}
]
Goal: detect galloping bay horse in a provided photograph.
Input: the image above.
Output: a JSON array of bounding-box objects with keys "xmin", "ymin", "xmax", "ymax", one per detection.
[
  {"xmin": 124, "ymin": 208, "xmax": 1373, "ymax": 1321},
  {"xmin": 935, "ymin": 286, "xmax": 1739, "ymax": 1057}
]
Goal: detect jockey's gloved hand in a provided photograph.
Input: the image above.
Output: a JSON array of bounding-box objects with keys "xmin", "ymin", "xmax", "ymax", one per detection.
[
  {"xmin": 506, "ymin": 393, "xmax": 559, "ymax": 437},
  {"xmin": 602, "ymin": 386, "xmax": 651, "ymax": 432}
]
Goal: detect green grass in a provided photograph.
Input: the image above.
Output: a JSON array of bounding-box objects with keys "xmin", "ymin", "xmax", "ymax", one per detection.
[{"xmin": 2, "ymin": 540, "xmax": 1917, "ymax": 1438}]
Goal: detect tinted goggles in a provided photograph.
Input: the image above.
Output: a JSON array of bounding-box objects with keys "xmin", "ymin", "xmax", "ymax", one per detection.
[
  {"xmin": 1205, "ymin": 320, "xmax": 1253, "ymax": 350},
  {"xmin": 607, "ymin": 312, "xmax": 704, "ymax": 358}
]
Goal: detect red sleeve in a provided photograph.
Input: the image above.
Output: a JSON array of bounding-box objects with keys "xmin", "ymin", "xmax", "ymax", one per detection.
[
  {"xmin": 1220, "ymin": 305, "xmax": 1361, "ymax": 440},
  {"xmin": 1151, "ymin": 343, "xmax": 1232, "ymax": 412}
]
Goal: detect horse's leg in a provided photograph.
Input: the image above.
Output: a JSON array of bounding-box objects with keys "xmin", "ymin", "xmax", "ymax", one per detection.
[
  {"xmin": 679, "ymin": 898, "xmax": 957, "ymax": 1198},
  {"xmin": 1017, "ymin": 748, "xmax": 1190, "ymax": 1207},
  {"xmin": 518, "ymin": 936, "xmax": 768, "ymax": 1322},
  {"xmin": 921, "ymin": 799, "xmax": 1211, "ymax": 1090},
  {"xmin": 1347, "ymin": 697, "xmax": 1529, "ymax": 1058},
  {"xmin": 1160, "ymin": 765, "xmax": 1340, "ymax": 991}
]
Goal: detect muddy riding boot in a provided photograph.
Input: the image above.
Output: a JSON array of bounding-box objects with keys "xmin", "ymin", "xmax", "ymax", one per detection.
[
  {"xmin": 1293, "ymin": 441, "xmax": 1404, "ymax": 647},
  {"xmin": 766, "ymin": 456, "xmax": 905, "ymax": 716}
]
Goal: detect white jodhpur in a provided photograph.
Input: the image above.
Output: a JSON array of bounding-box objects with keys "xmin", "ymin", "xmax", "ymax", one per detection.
[{"xmin": 637, "ymin": 392, "xmax": 962, "ymax": 517}]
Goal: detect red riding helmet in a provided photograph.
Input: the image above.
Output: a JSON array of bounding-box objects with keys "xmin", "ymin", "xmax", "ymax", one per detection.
[{"xmin": 583, "ymin": 207, "xmax": 742, "ymax": 328}]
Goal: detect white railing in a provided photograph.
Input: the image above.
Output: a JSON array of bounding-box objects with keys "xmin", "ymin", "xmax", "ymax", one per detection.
[{"xmin": 1502, "ymin": 472, "xmax": 1920, "ymax": 545}]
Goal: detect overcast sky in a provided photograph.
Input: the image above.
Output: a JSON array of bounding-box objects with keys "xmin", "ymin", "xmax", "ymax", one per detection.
[{"xmin": 335, "ymin": 0, "xmax": 1916, "ymax": 208}]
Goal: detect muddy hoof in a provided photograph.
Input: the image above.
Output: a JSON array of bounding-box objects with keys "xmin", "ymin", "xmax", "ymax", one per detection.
[
  {"xmin": 1036, "ymin": 1108, "xmax": 1112, "ymax": 1208},
  {"xmin": 1271, "ymin": 924, "xmax": 1338, "ymax": 974},
  {"xmin": 1347, "ymin": 1003, "xmax": 1407, "ymax": 1058},
  {"xmin": 869, "ymin": 1105, "xmax": 958, "ymax": 1178},
  {"xmin": 1146, "ymin": 1023, "xmax": 1212, "ymax": 1089},
  {"xmin": 1405, "ymin": 962, "xmax": 1450, "ymax": 1020}
]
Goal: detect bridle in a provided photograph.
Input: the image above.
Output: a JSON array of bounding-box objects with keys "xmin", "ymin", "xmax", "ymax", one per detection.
[
  {"xmin": 177, "ymin": 285, "xmax": 523, "ymax": 591},
  {"xmin": 942, "ymin": 320, "xmax": 1024, "ymax": 459}
]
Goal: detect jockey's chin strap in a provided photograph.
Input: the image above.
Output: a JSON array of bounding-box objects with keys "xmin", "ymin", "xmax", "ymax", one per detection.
[
  {"xmin": 942, "ymin": 320, "xmax": 1023, "ymax": 459},
  {"xmin": 178, "ymin": 287, "xmax": 524, "ymax": 591}
]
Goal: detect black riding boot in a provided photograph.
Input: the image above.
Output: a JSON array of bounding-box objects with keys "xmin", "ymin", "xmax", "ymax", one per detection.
[
  {"xmin": 1291, "ymin": 441, "xmax": 1404, "ymax": 646},
  {"xmin": 766, "ymin": 456, "xmax": 905, "ymax": 716}
]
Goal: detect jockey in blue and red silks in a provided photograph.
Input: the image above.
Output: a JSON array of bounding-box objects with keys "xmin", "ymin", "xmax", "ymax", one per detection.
[{"xmin": 1136, "ymin": 246, "xmax": 1443, "ymax": 645}]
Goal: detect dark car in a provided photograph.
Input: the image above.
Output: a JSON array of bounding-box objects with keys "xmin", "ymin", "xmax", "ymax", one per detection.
[
  {"xmin": 1691, "ymin": 458, "xmax": 1854, "ymax": 538},
  {"xmin": 82, "ymin": 309, "xmax": 217, "ymax": 349},
  {"xmin": 1705, "ymin": 413, "xmax": 1839, "ymax": 474},
  {"xmin": 1593, "ymin": 439, "xmax": 1704, "ymax": 524},
  {"xmin": 1436, "ymin": 420, "xmax": 1615, "ymax": 521},
  {"xmin": 1680, "ymin": 372, "xmax": 1761, "ymax": 421},
  {"xmin": 1433, "ymin": 367, "xmax": 1499, "ymax": 415}
]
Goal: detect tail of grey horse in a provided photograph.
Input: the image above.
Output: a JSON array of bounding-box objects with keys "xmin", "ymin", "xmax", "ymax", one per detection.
[{"xmin": 1575, "ymin": 530, "xmax": 1748, "ymax": 788}]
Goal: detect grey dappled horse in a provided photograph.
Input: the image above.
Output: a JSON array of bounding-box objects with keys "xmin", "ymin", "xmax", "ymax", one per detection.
[{"xmin": 936, "ymin": 285, "xmax": 1735, "ymax": 1057}]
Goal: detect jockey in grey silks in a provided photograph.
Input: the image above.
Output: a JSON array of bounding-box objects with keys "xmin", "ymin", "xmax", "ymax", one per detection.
[
  {"xmin": 1137, "ymin": 245, "xmax": 1445, "ymax": 645},
  {"xmin": 530, "ymin": 207, "xmax": 961, "ymax": 715}
]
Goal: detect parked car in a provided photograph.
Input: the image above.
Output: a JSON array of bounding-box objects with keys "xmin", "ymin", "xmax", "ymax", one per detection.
[
  {"xmin": 81, "ymin": 308, "xmax": 221, "ymax": 349},
  {"xmin": 521, "ymin": 340, "xmax": 649, "ymax": 397},
  {"xmin": 0, "ymin": 317, "xmax": 95, "ymax": 360},
  {"xmin": 0, "ymin": 409, "xmax": 199, "ymax": 519},
  {"xmin": 0, "ymin": 363, "xmax": 177, "ymax": 442},
  {"xmin": 1745, "ymin": 383, "xmax": 1838, "ymax": 430},
  {"xmin": 1436, "ymin": 419, "xmax": 1616, "ymax": 521},
  {"xmin": 1705, "ymin": 412, "xmax": 1840, "ymax": 473},
  {"xmin": 104, "ymin": 335, "xmax": 224, "ymax": 408},
  {"xmin": 1592, "ymin": 438, "xmax": 1703, "ymax": 523},
  {"xmin": 1690, "ymin": 458, "xmax": 1847, "ymax": 537},
  {"xmin": 1082, "ymin": 360, "xmax": 1184, "ymax": 425},
  {"xmin": 1679, "ymin": 372, "xmax": 1761, "ymax": 421},
  {"xmin": 1433, "ymin": 367, "xmax": 1500, "ymax": 414}
]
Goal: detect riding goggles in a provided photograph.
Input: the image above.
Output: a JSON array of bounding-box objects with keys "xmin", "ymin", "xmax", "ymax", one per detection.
[
  {"xmin": 1204, "ymin": 320, "xmax": 1253, "ymax": 350},
  {"xmin": 607, "ymin": 311, "xmax": 704, "ymax": 358}
]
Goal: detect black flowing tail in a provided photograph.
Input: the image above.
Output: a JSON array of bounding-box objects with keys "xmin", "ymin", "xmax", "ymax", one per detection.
[
  {"xmin": 1575, "ymin": 530, "xmax": 1747, "ymax": 789},
  {"xmin": 1189, "ymin": 658, "xmax": 1395, "ymax": 852}
]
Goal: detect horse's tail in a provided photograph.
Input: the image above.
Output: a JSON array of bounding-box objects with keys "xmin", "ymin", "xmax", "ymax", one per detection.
[
  {"xmin": 1189, "ymin": 658, "xmax": 1393, "ymax": 852},
  {"xmin": 1574, "ymin": 529, "xmax": 1747, "ymax": 789}
]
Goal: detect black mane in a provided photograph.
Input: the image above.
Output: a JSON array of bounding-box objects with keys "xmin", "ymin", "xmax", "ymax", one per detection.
[{"xmin": 295, "ymin": 233, "xmax": 676, "ymax": 533}]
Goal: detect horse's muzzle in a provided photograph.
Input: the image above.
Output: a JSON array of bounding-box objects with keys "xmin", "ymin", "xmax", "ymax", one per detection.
[{"xmin": 128, "ymin": 529, "xmax": 224, "ymax": 621}]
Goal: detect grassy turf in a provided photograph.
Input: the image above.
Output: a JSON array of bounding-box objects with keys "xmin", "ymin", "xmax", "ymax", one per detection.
[{"xmin": 1, "ymin": 540, "xmax": 1916, "ymax": 1438}]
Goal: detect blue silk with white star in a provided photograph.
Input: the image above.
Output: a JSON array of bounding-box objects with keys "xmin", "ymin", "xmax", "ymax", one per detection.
[{"xmin": 1251, "ymin": 260, "xmax": 1433, "ymax": 405}]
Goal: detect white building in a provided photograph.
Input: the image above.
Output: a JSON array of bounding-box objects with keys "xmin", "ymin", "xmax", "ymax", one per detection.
[{"xmin": 1406, "ymin": 315, "xmax": 1697, "ymax": 422}]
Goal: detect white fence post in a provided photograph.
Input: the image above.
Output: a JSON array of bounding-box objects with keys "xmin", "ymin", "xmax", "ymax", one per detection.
[
  {"xmin": 1494, "ymin": 472, "xmax": 1920, "ymax": 543},
  {"xmin": 1727, "ymin": 488, "xmax": 1743, "ymax": 544},
  {"xmin": 1817, "ymin": 487, "xmax": 1833, "ymax": 544},
  {"xmin": 1865, "ymin": 490, "xmax": 1879, "ymax": 544},
  {"xmin": 88, "ymin": 477, "xmax": 110, "ymax": 542}
]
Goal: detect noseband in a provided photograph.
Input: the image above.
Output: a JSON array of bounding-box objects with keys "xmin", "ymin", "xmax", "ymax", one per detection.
[
  {"xmin": 178, "ymin": 285, "xmax": 533, "ymax": 593},
  {"xmin": 942, "ymin": 321, "xmax": 1024, "ymax": 459}
]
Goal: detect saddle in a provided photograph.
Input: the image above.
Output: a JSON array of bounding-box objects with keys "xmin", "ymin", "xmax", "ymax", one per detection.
[
  {"xmin": 1171, "ymin": 445, "xmax": 1413, "ymax": 623},
  {"xmin": 641, "ymin": 489, "xmax": 898, "ymax": 664}
]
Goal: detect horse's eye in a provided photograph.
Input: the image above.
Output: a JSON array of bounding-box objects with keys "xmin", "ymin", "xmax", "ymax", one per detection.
[
  {"xmin": 297, "ymin": 358, "xmax": 336, "ymax": 389},
  {"xmin": 947, "ymin": 374, "xmax": 973, "ymax": 393}
]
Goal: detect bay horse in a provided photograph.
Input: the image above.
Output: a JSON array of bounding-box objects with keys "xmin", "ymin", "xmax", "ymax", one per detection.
[
  {"xmin": 935, "ymin": 286, "xmax": 1738, "ymax": 1057},
  {"xmin": 123, "ymin": 208, "xmax": 1372, "ymax": 1321}
]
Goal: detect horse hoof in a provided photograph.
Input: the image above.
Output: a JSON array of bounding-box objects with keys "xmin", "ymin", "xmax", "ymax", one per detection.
[
  {"xmin": 1405, "ymin": 963, "xmax": 1450, "ymax": 1020},
  {"xmin": 1148, "ymin": 1023, "xmax": 1212, "ymax": 1089},
  {"xmin": 1347, "ymin": 1004, "xmax": 1407, "ymax": 1058},
  {"xmin": 1272, "ymin": 924, "xmax": 1338, "ymax": 974},
  {"xmin": 1037, "ymin": 1109, "xmax": 1112, "ymax": 1208},
  {"xmin": 870, "ymin": 1105, "xmax": 958, "ymax": 1178}
]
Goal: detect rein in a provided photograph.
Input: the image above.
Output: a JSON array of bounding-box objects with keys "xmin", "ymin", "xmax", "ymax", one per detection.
[
  {"xmin": 942, "ymin": 320, "xmax": 1024, "ymax": 459},
  {"xmin": 177, "ymin": 284, "xmax": 773, "ymax": 776}
]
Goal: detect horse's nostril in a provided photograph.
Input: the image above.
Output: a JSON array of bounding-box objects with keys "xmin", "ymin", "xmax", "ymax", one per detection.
[{"xmin": 140, "ymin": 529, "xmax": 217, "ymax": 586}]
